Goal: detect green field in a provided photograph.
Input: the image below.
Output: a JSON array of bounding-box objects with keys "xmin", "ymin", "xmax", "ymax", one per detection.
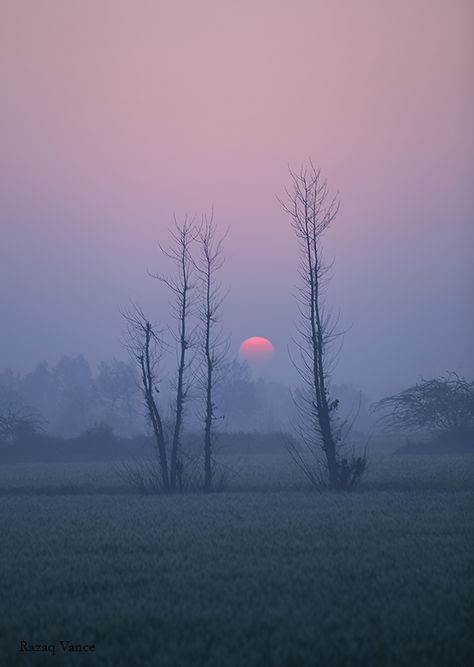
[{"xmin": 0, "ymin": 454, "xmax": 473, "ymax": 666}]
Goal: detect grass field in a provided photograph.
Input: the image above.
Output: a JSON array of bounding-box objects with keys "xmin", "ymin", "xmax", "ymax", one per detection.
[{"xmin": 0, "ymin": 453, "xmax": 473, "ymax": 666}]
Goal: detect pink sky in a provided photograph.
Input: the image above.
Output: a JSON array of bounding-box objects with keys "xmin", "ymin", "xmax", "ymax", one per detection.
[{"xmin": 0, "ymin": 0, "xmax": 473, "ymax": 395}]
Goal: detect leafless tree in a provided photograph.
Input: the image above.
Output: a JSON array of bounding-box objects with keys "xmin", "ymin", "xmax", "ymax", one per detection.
[
  {"xmin": 152, "ymin": 216, "xmax": 197, "ymax": 492},
  {"xmin": 121, "ymin": 304, "xmax": 170, "ymax": 492},
  {"xmin": 280, "ymin": 162, "xmax": 366, "ymax": 490},
  {"xmin": 194, "ymin": 212, "xmax": 229, "ymax": 491},
  {"xmin": 0, "ymin": 388, "xmax": 44, "ymax": 444},
  {"xmin": 374, "ymin": 373, "xmax": 474, "ymax": 437}
]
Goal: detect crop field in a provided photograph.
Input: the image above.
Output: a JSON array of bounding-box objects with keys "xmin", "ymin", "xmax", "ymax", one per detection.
[{"xmin": 0, "ymin": 453, "xmax": 473, "ymax": 667}]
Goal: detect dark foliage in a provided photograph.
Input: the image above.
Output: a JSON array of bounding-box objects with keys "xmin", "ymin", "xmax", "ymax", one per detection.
[
  {"xmin": 375, "ymin": 373, "xmax": 474, "ymax": 451},
  {"xmin": 0, "ymin": 429, "xmax": 292, "ymax": 465}
]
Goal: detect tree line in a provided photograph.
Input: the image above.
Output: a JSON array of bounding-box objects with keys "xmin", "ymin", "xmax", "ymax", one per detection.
[{"xmin": 0, "ymin": 356, "xmax": 300, "ymax": 440}]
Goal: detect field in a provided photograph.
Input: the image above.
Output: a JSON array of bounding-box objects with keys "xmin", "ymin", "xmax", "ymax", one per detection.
[{"xmin": 0, "ymin": 453, "xmax": 473, "ymax": 667}]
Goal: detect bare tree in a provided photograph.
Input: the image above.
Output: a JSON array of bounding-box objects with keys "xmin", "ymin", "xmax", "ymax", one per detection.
[
  {"xmin": 280, "ymin": 162, "xmax": 366, "ymax": 490},
  {"xmin": 0, "ymin": 388, "xmax": 44, "ymax": 444},
  {"xmin": 194, "ymin": 212, "xmax": 229, "ymax": 491},
  {"xmin": 152, "ymin": 217, "xmax": 197, "ymax": 492},
  {"xmin": 374, "ymin": 373, "xmax": 474, "ymax": 439},
  {"xmin": 122, "ymin": 304, "xmax": 170, "ymax": 492}
]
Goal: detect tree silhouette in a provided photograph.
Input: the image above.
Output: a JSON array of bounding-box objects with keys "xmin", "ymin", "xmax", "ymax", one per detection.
[
  {"xmin": 375, "ymin": 373, "xmax": 474, "ymax": 442},
  {"xmin": 280, "ymin": 162, "xmax": 366, "ymax": 490},
  {"xmin": 194, "ymin": 212, "xmax": 229, "ymax": 491}
]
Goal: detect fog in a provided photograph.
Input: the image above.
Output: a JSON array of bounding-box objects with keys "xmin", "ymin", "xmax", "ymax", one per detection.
[
  {"xmin": 1, "ymin": 4, "xmax": 473, "ymax": 667},
  {"xmin": 1, "ymin": 0, "xmax": 473, "ymax": 399}
]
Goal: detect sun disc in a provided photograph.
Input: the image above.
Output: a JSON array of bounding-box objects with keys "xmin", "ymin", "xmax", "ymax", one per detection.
[{"xmin": 239, "ymin": 336, "xmax": 274, "ymax": 358}]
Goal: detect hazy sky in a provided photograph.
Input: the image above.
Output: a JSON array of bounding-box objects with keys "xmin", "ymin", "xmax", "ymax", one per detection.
[{"xmin": 1, "ymin": 0, "xmax": 473, "ymax": 396}]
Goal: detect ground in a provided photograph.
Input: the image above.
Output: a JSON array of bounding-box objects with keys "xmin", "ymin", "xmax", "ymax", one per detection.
[{"xmin": 0, "ymin": 454, "xmax": 473, "ymax": 666}]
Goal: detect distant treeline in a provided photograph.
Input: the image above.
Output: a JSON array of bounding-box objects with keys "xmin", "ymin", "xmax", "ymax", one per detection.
[{"xmin": 0, "ymin": 355, "xmax": 373, "ymax": 439}]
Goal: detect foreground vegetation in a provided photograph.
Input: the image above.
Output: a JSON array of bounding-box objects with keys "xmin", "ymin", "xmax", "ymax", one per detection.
[{"xmin": 0, "ymin": 454, "xmax": 473, "ymax": 666}]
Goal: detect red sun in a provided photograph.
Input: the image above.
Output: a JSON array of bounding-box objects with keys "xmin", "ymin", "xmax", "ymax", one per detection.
[{"xmin": 239, "ymin": 336, "xmax": 274, "ymax": 359}]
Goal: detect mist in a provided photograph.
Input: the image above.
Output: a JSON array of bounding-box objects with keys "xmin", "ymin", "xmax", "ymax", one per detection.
[
  {"xmin": 1, "ymin": 0, "xmax": 473, "ymax": 398},
  {"xmin": 0, "ymin": 3, "xmax": 473, "ymax": 667}
]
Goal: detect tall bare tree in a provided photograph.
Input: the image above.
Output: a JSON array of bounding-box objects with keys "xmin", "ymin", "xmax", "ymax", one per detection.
[
  {"xmin": 153, "ymin": 217, "xmax": 197, "ymax": 492},
  {"xmin": 122, "ymin": 304, "xmax": 169, "ymax": 492},
  {"xmin": 280, "ymin": 162, "xmax": 365, "ymax": 490},
  {"xmin": 194, "ymin": 212, "xmax": 229, "ymax": 491}
]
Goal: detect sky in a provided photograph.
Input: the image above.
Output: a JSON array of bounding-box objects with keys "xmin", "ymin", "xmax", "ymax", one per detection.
[{"xmin": 0, "ymin": 0, "xmax": 473, "ymax": 397}]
